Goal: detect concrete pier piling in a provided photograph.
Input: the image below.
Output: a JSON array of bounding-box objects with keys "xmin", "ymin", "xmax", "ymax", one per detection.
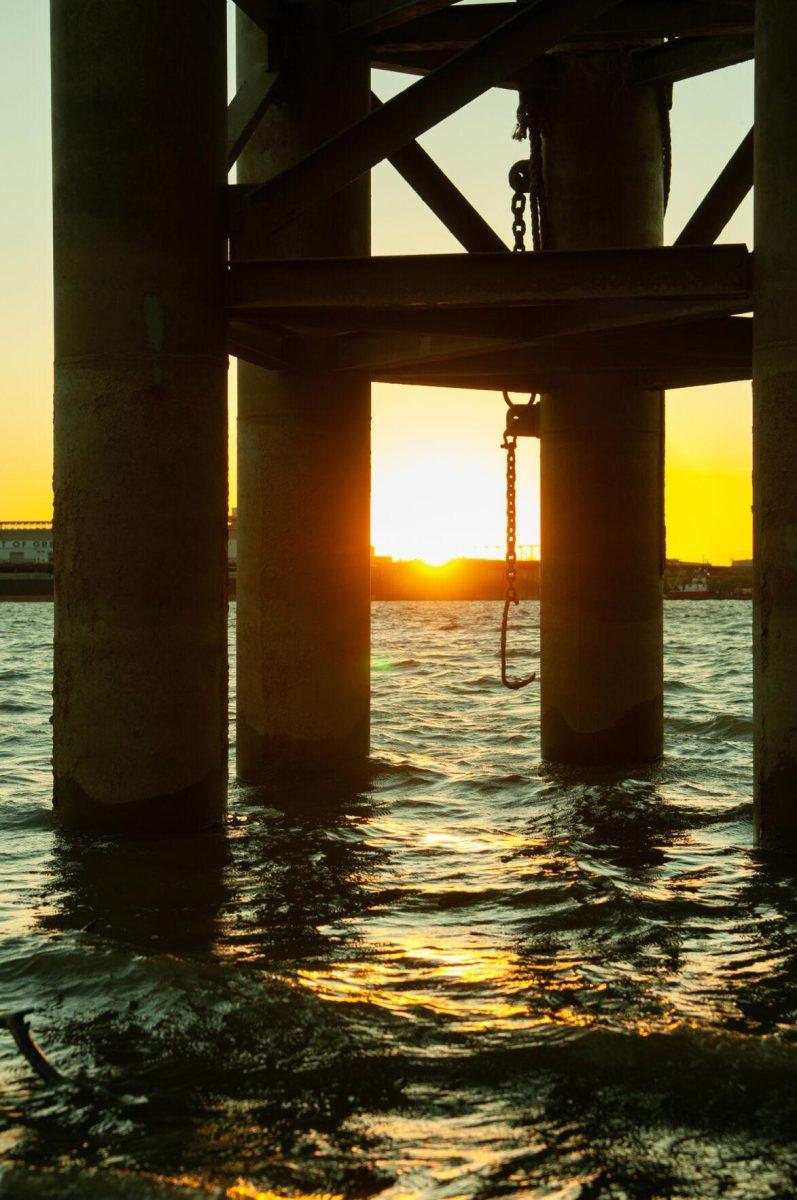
[
  {"xmin": 50, "ymin": 0, "xmax": 229, "ymax": 830},
  {"xmin": 540, "ymin": 53, "xmax": 666, "ymax": 763},
  {"xmin": 235, "ymin": 3, "xmax": 372, "ymax": 781},
  {"xmin": 753, "ymin": 1, "xmax": 797, "ymax": 850}
]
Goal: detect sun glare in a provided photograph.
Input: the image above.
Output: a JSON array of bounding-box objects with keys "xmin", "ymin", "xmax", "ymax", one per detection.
[
  {"xmin": 371, "ymin": 392, "xmax": 541, "ymax": 563},
  {"xmin": 419, "ymin": 552, "xmax": 455, "ymax": 568}
]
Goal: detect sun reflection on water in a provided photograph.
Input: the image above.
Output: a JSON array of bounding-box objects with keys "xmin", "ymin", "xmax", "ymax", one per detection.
[
  {"xmin": 152, "ymin": 1179, "xmax": 342, "ymax": 1200},
  {"xmin": 294, "ymin": 930, "xmax": 608, "ymax": 1036}
]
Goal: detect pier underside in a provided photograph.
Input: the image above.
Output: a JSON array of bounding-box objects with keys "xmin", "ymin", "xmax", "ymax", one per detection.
[{"xmin": 49, "ymin": 0, "xmax": 797, "ymax": 849}]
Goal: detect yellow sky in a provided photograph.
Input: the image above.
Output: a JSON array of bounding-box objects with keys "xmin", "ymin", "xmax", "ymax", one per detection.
[
  {"xmin": 0, "ymin": 3, "xmax": 754, "ymax": 565},
  {"xmin": 369, "ymin": 382, "xmax": 753, "ymax": 566}
]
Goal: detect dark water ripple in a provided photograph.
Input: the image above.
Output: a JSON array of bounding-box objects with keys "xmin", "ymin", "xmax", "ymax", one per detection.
[{"xmin": 0, "ymin": 600, "xmax": 796, "ymax": 1199}]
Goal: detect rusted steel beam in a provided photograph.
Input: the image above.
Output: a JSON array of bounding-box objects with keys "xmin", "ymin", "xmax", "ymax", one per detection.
[
  {"xmin": 372, "ymin": 28, "xmax": 754, "ymax": 90},
  {"xmin": 228, "ymin": 169, "xmax": 504, "ymax": 262},
  {"xmin": 371, "ymin": 93, "xmax": 507, "ymax": 252},
  {"xmin": 675, "ymin": 127, "xmax": 754, "ymax": 246},
  {"xmin": 227, "ymin": 319, "xmax": 292, "ymax": 370},
  {"xmin": 628, "ymin": 34, "xmax": 753, "ymax": 86},
  {"xmin": 342, "ymin": 329, "xmax": 511, "ymax": 370},
  {"xmin": 369, "ymin": 315, "xmax": 751, "ymax": 375},
  {"xmin": 232, "ymin": 295, "xmax": 747, "ymax": 338},
  {"xmin": 382, "ymin": 363, "xmax": 751, "ymax": 390},
  {"xmin": 371, "ymin": 50, "xmax": 451, "ymax": 79},
  {"xmin": 247, "ymin": 0, "xmax": 624, "ymax": 230},
  {"xmin": 234, "ymin": 0, "xmax": 284, "ymax": 36},
  {"xmin": 342, "ymin": 0, "xmax": 458, "ymax": 39},
  {"xmin": 374, "ymin": 317, "xmax": 752, "ymax": 389},
  {"xmin": 229, "ymin": 245, "xmax": 751, "ymax": 314},
  {"xmin": 570, "ymin": 0, "xmax": 754, "ymax": 40},
  {"xmin": 227, "ymin": 311, "xmax": 752, "ymax": 385},
  {"xmin": 371, "ymin": 5, "xmax": 519, "ymax": 52},
  {"xmin": 227, "ymin": 65, "xmax": 281, "ymax": 170},
  {"xmin": 336, "ymin": 303, "xmax": 751, "ymax": 369},
  {"xmin": 370, "ymin": 1, "xmax": 754, "ymax": 54},
  {"xmin": 370, "ymin": 47, "xmax": 561, "ymax": 91}
]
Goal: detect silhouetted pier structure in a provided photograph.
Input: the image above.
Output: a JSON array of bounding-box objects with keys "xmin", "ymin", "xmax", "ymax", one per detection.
[{"xmin": 49, "ymin": 0, "xmax": 791, "ymax": 849}]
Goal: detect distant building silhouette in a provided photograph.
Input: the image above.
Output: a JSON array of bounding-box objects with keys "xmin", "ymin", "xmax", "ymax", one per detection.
[{"xmin": 0, "ymin": 522, "xmax": 53, "ymax": 564}]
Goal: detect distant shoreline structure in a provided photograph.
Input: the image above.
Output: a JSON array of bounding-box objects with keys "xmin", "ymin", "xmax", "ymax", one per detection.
[{"xmin": 0, "ymin": 522, "xmax": 753, "ymax": 602}]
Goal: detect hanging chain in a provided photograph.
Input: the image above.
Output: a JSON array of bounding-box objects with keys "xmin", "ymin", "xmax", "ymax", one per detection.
[
  {"xmin": 510, "ymin": 94, "xmax": 549, "ymax": 254},
  {"xmin": 502, "ymin": 422, "xmax": 520, "ymax": 605},
  {"xmin": 500, "ymin": 393, "xmax": 536, "ymax": 691},
  {"xmin": 499, "ymin": 98, "xmax": 544, "ymax": 691},
  {"xmin": 528, "ymin": 126, "xmax": 548, "ymax": 251}
]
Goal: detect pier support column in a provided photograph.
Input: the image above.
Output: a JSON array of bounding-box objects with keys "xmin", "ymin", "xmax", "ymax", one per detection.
[
  {"xmin": 753, "ymin": 2, "xmax": 797, "ymax": 849},
  {"xmin": 50, "ymin": 1, "xmax": 228, "ymax": 831},
  {"xmin": 235, "ymin": 4, "xmax": 371, "ymax": 781},
  {"xmin": 540, "ymin": 54, "xmax": 665, "ymax": 763}
]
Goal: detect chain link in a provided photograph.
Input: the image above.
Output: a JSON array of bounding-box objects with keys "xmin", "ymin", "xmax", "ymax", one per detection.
[
  {"xmin": 511, "ymin": 190, "xmax": 527, "ymax": 253},
  {"xmin": 511, "ymin": 113, "xmax": 547, "ymax": 254},
  {"xmin": 503, "ymin": 428, "xmax": 520, "ymax": 604}
]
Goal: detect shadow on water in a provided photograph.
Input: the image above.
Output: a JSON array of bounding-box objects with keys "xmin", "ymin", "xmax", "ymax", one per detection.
[
  {"xmin": 731, "ymin": 851, "xmax": 797, "ymax": 1036},
  {"xmin": 0, "ymin": 773, "xmax": 403, "ymax": 1198},
  {"xmin": 226, "ymin": 768, "xmax": 396, "ymax": 966},
  {"xmin": 534, "ymin": 760, "xmax": 677, "ymax": 867},
  {"xmin": 40, "ymin": 827, "xmax": 232, "ymax": 956},
  {"xmin": 505, "ymin": 762, "xmax": 686, "ymax": 1004}
]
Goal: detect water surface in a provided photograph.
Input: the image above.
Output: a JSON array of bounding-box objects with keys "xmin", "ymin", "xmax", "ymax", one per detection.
[{"xmin": 0, "ymin": 601, "xmax": 795, "ymax": 1199}]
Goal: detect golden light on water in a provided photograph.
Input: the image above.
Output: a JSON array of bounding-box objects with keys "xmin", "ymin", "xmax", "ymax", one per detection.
[
  {"xmin": 293, "ymin": 939, "xmax": 706, "ymax": 1040},
  {"xmin": 145, "ymin": 1176, "xmax": 342, "ymax": 1200},
  {"xmin": 228, "ymin": 1186, "xmax": 342, "ymax": 1200},
  {"xmin": 294, "ymin": 930, "xmax": 601, "ymax": 1034}
]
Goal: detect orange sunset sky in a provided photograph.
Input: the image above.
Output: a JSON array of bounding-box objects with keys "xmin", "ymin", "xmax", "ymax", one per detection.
[{"xmin": 1, "ymin": 3, "xmax": 754, "ymax": 565}]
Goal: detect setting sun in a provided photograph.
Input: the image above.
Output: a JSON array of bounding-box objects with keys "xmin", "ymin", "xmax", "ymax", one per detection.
[{"xmin": 371, "ymin": 384, "xmax": 540, "ymax": 562}]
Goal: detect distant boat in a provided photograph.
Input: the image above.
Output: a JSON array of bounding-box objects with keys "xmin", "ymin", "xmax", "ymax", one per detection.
[{"xmin": 667, "ymin": 567, "xmax": 710, "ymax": 600}]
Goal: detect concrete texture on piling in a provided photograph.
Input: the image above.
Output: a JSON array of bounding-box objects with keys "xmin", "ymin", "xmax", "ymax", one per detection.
[
  {"xmin": 235, "ymin": 1, "xmax": 372, "ymax": 781},
  {"xmin": 51, "ymin": 0, "xmax": 229, "ymax": 829},
  {"xmin": 753, "ymin": 0, "xmax": 797, "ymax": 850},
  {"xmin": 540, "ymin": 52, "xmax": 665, "ymax": 763}
]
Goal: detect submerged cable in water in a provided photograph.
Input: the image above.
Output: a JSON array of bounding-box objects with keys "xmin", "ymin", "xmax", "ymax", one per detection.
[{"xmin": 0, "ymin": 1011, "xmax": 66, "ymax": 1087}]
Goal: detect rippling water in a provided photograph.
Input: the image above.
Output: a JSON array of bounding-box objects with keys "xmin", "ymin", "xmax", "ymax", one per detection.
[{"xmin": 0, "ymin": 600, "xmax": 795, "ymax": 1199}]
